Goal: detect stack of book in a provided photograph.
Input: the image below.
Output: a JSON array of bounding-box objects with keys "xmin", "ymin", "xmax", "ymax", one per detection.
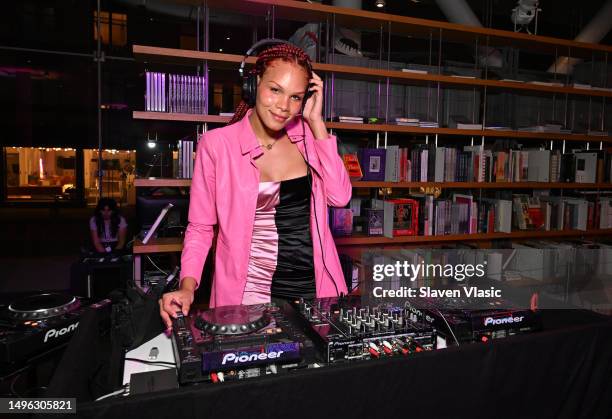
[
  {"xmin": 174, "ymin": 138, "xmax": 195, "ymax": 178},
  {"xmin": 337, "ymin": 116, "xmax": 365, "ymax": 124},
  {"xmin": 145, "ymin": 71, "xmax": 206, "ymax": 114}
]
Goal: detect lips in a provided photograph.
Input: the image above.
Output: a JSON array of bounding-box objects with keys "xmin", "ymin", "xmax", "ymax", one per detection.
[{"xmin": 270, "ymin": 112, "xmax": 288, "ymax": 122}]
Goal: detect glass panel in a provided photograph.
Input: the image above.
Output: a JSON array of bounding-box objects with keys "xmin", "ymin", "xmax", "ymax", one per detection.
[
  {"xmin": 4, "ymin": 146, "xmax": 77, "ymax": 202},
  {"xmin": 83, "ymin": 149, "xmax": 136, "ymax": 207}
]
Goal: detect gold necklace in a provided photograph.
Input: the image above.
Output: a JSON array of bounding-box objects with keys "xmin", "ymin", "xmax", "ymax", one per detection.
[
  {"xmin": 258, "ymin": 137, "xmax": 280, "ymax": 151},
  {"xmin": 260, "ymin": 141, "xmax": 275, "ymax": 151}
]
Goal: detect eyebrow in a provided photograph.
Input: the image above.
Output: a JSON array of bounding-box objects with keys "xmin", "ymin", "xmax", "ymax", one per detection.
[{"xmin": 268, "ymin": 80, "xmax": 306, "ymax": 95}]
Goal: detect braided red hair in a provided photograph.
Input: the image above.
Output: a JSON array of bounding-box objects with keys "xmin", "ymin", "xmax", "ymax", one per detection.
[{"xmin": 228, "ymin": 43, "xmax": 312, "ymax": 125}]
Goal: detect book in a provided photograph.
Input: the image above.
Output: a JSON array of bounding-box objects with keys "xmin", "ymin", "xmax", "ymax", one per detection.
[
  {"xmin": 574, "ymin": 152, "xmax": 597, "ymax": 183},
  {"xmin": 342, "ymin": 154, "xmax": 363, "ymax": 179},
  {"xmin": 375, "ymin": 199, "xmax": 419, "ymax": 238},
  {"xmin": 366, "ymin": 208, "xmax": 384, "ymax": 236},
  {"xmin": 359, "ymin": 148, "xmax": 386, "ymax": 181},
  {"xmin": 384, "ymin": 146, "xmax": 400, "ymax": 182},
  {"xmin": 330, "ymin": 208, "xmax": 353, "ymax": 236}
]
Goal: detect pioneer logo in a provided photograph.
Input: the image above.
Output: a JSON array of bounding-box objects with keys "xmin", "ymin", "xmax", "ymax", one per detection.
[
  {"xmin": 406, "ymin": 305, "xmax": 434, "ymax": 324},
  {"xmin": 222, "ymin": 350, "xmax": 284, "ymax": 365},
  {"xmin": 43, "ymin": 322, "xmax": 79, "ymax": 343},
  {"xmin": 484, "ymin": 316, "xmax": 524, "ymax": 326}
]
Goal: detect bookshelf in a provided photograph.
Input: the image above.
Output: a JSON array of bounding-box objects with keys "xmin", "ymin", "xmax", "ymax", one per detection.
[
  {"xmin": 130, "ymin": 229, "xmax": 612, "ymax": 249},
  {"xmin": 133, "ymin": 111, "xmax": 612, "ymax": 143},
  {"xmin": 134, "ymin": 46, "xmax": 612, "ymax": 99},
  {"xmin": 133, "ymin": 0, "xmax": 612, "ymax": 249},
  {"xmin": 334, "ymin": 229, "xmax": 612, "ymax": 245},
  {"xmin": 131, "ymin": 179, "xmax": 612, "ymax": 190}
]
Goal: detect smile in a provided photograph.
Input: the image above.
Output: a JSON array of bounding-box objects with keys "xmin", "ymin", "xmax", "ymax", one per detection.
[{"xmin": 270, "ymin": 112, "xmax": 288, "ymax": 122}]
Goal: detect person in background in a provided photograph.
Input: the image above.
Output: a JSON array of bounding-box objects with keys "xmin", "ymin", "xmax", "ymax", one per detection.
[{"xmin": 90, "ymin": 198, "xmax": 128, "ymax": 253}]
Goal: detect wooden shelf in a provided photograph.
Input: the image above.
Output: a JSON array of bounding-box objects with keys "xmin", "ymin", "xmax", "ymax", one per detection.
[
  {"xmin": 326, "ymin": 122, "xmax": 612, "ymax": 142},
  {"xmin": 351, "ymin": 181, "xmax": 612, "ymax": 189},
  {"xmin": 173, "ymin": 0, "xmax": 612, "ymax": 57},
  {"xmin": 132, "ymin": 111, "xmax": 229, "ymax": 124},
  {"xmin": 333, "ymin": 229, "xmax": 612, "ymax": 246},
  {"xmin": 133, "ymin": 46, "xmax": 612, "ymax": 99},
  {"xmin": 132, "ymin": 111, "xmax": 611, "ymax": 142},
  {"xmin": 132, "ymin": 229, "xmax": 612, "ymax": 251},
  {"xmin": 134, "ymin": 178, "xmax": 192, "ymax": 187},
  {"xmin": 133, "ymin": 237, "xmax": 183, "ymax": 254}
]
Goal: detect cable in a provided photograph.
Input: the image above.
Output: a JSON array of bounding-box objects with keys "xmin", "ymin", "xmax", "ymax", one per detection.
[
  {"xmin": 95, "ymin": 385, "xmax": 129, "ymax": 401},
  {"xmin": 301, "ymin": 115, "xmax": 340, "ymax": 297},
  {"xmin": 433, "ymin": 308, "xmax": 461, "ymax": 347},
  {"xmin": 124, "ymin": 357, "xmax": 176, "ymax": 367},
  {"xmin": 145, "ymin": 255, "xmax": 169, "ymax": 276}
]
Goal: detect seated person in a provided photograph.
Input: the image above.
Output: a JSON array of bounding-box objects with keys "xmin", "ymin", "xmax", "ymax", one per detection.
[{"xmin": 90, "ymin": 198, "xmax": 128, "ymax": 254}]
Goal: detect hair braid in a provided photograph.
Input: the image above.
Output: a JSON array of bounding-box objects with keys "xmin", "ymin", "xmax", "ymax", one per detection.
[{"xmin": 228, "ymin": 42, "xmax": 312, "ymax": 125}]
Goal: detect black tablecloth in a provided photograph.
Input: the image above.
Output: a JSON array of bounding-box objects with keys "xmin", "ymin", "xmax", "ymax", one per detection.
[{"xmin": 59, "ymin": 309, "xmax": 612, "ymax": 419}]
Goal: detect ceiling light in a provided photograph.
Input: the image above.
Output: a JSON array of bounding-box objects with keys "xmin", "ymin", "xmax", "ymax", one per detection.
[{"xmin": 375, "ymin": 0, "xmax": 385, "ymax": 8}]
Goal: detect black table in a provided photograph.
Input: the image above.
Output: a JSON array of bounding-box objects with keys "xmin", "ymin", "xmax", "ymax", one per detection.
[{"xmin": 51, "ymin": 309, "xmax": 612, "ymax": 419}]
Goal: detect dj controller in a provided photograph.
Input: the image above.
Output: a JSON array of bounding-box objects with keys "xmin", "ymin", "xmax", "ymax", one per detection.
[
  {"xmin": 171, "ymin": 303, "xmax": 312, "ymax": 384},
  {"xmin": 290, "ymin": 296, "xmax": 436, "ymax": 363},
  {"xmin": 403, "ymin": 296, "xmax": 541, "ymax": 344},
  {"xmin": 0, "ymin": 293, "xmax": 110, "ymax": 368},
  {"xmin": 171, "ymin": 296, "xmax": 440, "ymax": 385}
]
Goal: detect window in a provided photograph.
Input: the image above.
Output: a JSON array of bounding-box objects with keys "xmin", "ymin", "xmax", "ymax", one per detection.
[
  {"xmin": 93, "ymin": 11, "xmax": 127, "ymax": 47},
  {"xmin": 83, "ymin": 149, "xmax": 136, "ymax": 207},
  {"xmin": 4, "ymin": 147, "xmax": 77, "ymax": 202}
]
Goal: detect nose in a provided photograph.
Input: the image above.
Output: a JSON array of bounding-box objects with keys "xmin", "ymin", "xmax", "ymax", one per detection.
[{"xmin": 276, "ymin": 94, "xmax": 290, "ymax": 112}]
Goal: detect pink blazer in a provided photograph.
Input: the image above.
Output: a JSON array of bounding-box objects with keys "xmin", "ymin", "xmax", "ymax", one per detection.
[{"xmin": 180, "ymin": 109, "xmax": 352, "ymax": 307}]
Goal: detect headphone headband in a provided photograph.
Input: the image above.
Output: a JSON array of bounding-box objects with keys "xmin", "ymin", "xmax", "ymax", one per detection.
[{"xmin": 238, "ymin": 38, "xmax": 294, "ymax": 77}]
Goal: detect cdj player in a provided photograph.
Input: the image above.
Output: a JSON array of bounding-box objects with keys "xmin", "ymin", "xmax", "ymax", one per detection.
[
  {"xmin": 403, "ymin": 295, "xmax": 541, "ymax": 344},
  {"xmin": 171, "ymin": 303, "xmax": 315, "ymax": 385},
  {"xmin": 0, "ymin": 293, "xmax": 111, "ymax": 367}
]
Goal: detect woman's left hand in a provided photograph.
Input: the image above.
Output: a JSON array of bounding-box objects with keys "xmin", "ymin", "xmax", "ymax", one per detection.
[{"xmin": 301, "ymin": 71, "xmax": 324, "ymax": 126}]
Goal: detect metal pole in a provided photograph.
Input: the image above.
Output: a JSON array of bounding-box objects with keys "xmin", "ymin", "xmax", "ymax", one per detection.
[{"xmin": 96, "ymin": 0, "xmax": 103, "ymax": 199}]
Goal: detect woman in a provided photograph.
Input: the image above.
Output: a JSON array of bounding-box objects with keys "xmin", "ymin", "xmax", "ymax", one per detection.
[
  {"xmin": 159, "ymin": 42, "xmax": 351, "ymax": 330},
  {"xmin": 90, "ymin": 198, "xmax": 128, "ymax": 253}
]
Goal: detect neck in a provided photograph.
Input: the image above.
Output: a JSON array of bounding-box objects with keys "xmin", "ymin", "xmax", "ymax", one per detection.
[{"xmin": 248, "ymin": 110, "xmax": 284, "ymax": 142}]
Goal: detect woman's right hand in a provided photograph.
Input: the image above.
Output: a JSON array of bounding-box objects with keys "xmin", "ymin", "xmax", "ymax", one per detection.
[{"xmin": 159, "ymin": 277, "xmax": 197, "ymax": 331}]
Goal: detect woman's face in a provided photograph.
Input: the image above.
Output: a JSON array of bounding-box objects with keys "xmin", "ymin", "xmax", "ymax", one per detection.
[
  {"xmin": 254, "ymin": 60, "xmax": 309, "ymax": 132},
  {"xmin": 100, "ymin": 206, "xmax": 113, "ymax": 220}
]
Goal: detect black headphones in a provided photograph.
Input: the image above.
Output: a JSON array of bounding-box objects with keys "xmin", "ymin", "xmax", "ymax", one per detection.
[{"xmin": 239, "ymin": 38, "xmax": 313, "ymax": 108}]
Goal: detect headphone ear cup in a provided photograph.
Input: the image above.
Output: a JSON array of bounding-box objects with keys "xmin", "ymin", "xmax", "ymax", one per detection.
[{"xmin": 242, "ymin": 74, "xmax": 258, "ymax": 107}]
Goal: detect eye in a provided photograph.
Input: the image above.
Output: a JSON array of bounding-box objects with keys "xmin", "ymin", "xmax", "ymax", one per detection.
[
  {"xmin": 292, "ymin": 95, "xmax": 302, "ymax": 101},
  {"xmin": 270, "ymin": 87, "xmax": 279, "ymax": 93}
]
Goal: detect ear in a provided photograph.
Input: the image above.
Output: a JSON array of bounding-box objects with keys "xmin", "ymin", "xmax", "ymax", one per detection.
[{"xmin": 256, "ymin": 74, "xmax": 261, "ymax": 85}]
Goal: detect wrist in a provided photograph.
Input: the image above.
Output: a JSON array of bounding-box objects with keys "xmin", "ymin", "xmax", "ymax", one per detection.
[
  {"xmin": 309, "ymin": 119, "xmax": 328, "ymax": 140},
  {"xmin": 180, "ymin": 277, "xmax": 197, "ymax": 292}
]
